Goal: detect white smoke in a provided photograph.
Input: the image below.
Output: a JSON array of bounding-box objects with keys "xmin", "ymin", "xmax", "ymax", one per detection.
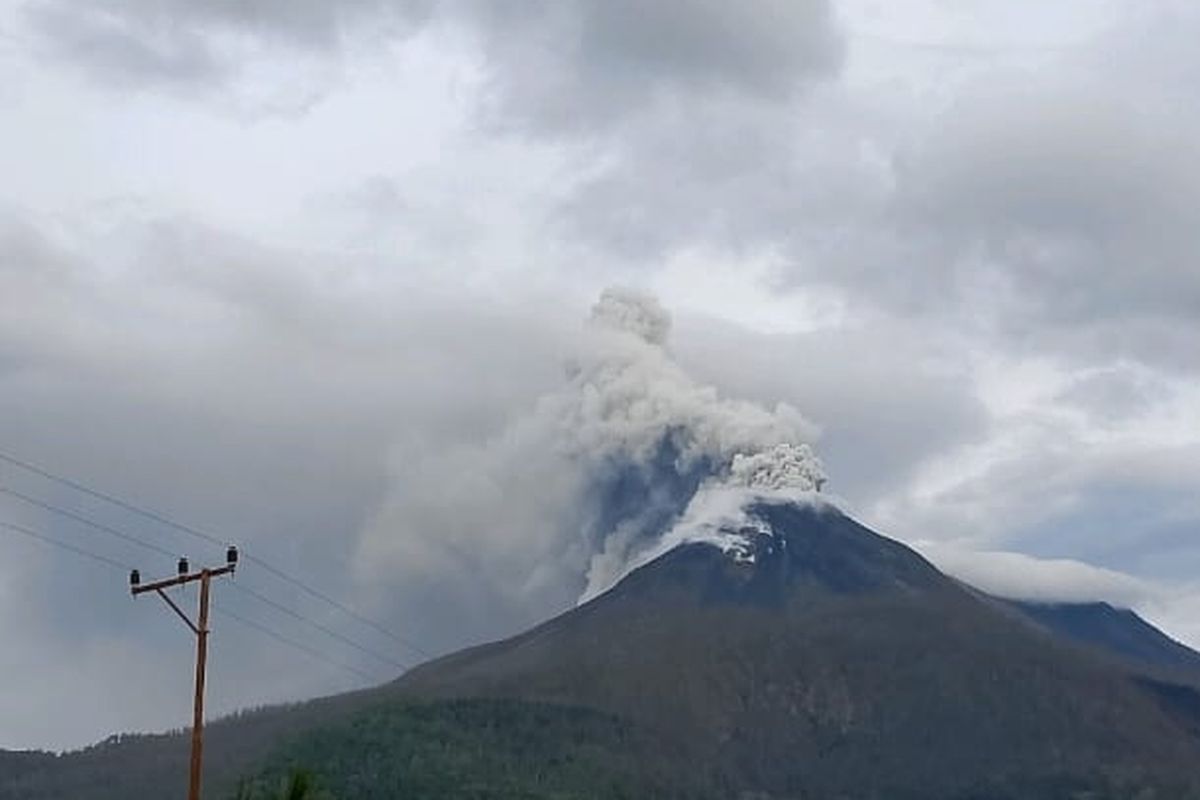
[
  {"xmin": 357, "ymin": 288, "xmax": 825, "ymax": 642},
  {"xmin": 580, "ymin": 442, "xmax": 832, "ymax": 601},
  {"xmin": 588, "ymin": 286, "xmax": 672, "ymax": 346},
  {"xmin": 729, "ymin": 443, "xmax": 827, "ymax": 492}
]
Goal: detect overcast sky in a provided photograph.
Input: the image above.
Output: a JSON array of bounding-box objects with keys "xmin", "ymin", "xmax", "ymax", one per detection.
[{"xmin": 2, "ymin": 0, "xmax": 1200, "ymax": 751}]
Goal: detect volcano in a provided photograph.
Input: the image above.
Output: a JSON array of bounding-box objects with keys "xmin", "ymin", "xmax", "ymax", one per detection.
[
  {"xmin": 390, "ymin": 501, "xmax": 1200, "ymax": 798},
  {"xmin": 6, "ymin": 501, "xmax": 1200, "ymax": 799}
]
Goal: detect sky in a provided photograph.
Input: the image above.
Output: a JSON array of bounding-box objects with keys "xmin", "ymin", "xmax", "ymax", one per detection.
[{"xmin": 1, "ymin": 0, "xmax": 1199, "ymax": 750}]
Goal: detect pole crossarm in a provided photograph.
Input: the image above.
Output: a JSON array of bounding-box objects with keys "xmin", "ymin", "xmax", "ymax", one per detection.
[{"xmin": 131, "ymin": 563, "xmax": 235, "ymax": 595}]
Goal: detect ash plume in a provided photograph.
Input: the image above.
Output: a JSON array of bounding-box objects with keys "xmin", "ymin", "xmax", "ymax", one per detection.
[{"xmin": 357, "ymin": 288, "xmax": 825, "ymax": 641}]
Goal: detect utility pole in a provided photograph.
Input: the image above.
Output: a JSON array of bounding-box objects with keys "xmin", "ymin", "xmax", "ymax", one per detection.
[{"xmin": 130, "ymin": 547, "xmax": 238, "ymax": 800}]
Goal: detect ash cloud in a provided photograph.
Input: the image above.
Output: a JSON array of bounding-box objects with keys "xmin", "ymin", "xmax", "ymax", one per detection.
[{"xmin": 357, "ymin": 288, "xmax": 824, "ymax": 632}]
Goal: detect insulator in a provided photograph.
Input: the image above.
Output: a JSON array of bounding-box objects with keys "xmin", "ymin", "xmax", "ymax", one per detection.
[
  {"xmin": 130, "ymin": 569, "xmax": 141, "ymax": 587},
  {"xmin": 226, "ymin": 545, "xmax": 238, "ymax": 566},
  {"xmin": 178, "ymin": 557, "xmax": 189, "ymax": 575}
]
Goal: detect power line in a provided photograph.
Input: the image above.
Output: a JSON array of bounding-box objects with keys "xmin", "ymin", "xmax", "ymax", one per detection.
[
  {"xmin": 0, "ymin": 518, "xmax": 133, "ymax": 572},
  {"xmin": 1, "ymin": 484, "xmax": 416, "ymax": 669},
  {"xmin": 0, "ymin": 514, "xmax": 380, "ymax": 685},
  {"xmin": 212, "ymin": 603, "xmax": 380, "ymax": 683},
  {"xmin": 244, "ymin": 554, "xmax": 431, "ymax": 659},
  {"xmin": 0, "ymin": 449, "xmax": 225, "ymax": 545},
  {"xmin": 0, "ymin": 448, "xmax": 431, "ymax": 659},
  {"xmin": 228, "ymin": 582, "xmax": 410, "ymax": 671},
  {"xmin": 0, "ymin": 484, "xmax": 179, "ymax": 561}
]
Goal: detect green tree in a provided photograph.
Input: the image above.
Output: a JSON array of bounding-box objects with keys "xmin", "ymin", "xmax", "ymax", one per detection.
[
  {"xmin": 231, "ymin": 768, "xmax": 332, "ymax": 800},
  {"xmin": 277, "ymin": 769, "xmax": 326, "ymax": 800}
]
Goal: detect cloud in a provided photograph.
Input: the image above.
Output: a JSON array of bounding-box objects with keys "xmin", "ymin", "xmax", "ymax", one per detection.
[
  {"xmin": 670, "ymin": 312, "xmax": 990, "ymax": 501},
  {"xmin": 465, "ymin": 0, "xmax": 844, "ymax": 133},
  {"xmin": 915, "ymin": 542, "xmax": 1200, "ymax": 651},
  {"xmin": 917, "ymin": 543, "xmax": 1155, "ymax": 607},
  {"xmin": 534, "ymin": 2, "xmax": 1200, "ymax": 379},
  {"xmin": 19, "ymin": 0, "xmax": 1200, "ymax": 385},
  {"xmin": 21, "ymin": 0, "xmax": 843, "ymax": 118},
  {"xmin": 865, "ymin": 368, "xmax": 1200, "ymax": 600},
  {"xmin": 1053, "ymin": 365, "xmax": 1171, "ymax": 425},
  {"xmin": 22, "ymin": 0, "xmax": 432, "ymax": 88},
  {"xmin": 555, "ymin": 92, "xmax": 884, "ymax": 261},
  {"xmin": 884, "ymin": 76, "xmax": 1200, "ymax": 367},
  {"xmin": 769, "ymin": 8, "xmax": 1200, "ymax": 375},
  {"xmin": 1142, "ymin": 583, "xmax": 1200, "ymax": 653}
]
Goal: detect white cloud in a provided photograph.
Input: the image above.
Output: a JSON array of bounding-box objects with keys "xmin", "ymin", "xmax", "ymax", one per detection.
[
  {"xmin": 918, "ymin": 543, "xmax": 1153, "ymax": 606},
  {"xmin": 916, "ymin": 543, "xmax": 1200, "ymax": 650}
]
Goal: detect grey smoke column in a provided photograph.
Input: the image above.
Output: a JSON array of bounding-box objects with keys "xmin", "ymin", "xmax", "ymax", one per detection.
[{"xmin": 356, "ymin": 287, "xmax": 825, "ymax": 642}]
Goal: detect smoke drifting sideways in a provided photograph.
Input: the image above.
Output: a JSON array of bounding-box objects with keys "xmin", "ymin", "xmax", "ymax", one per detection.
[{"xmin": 357, "ymin": 288, "xmax": 826, "ymax": 646}]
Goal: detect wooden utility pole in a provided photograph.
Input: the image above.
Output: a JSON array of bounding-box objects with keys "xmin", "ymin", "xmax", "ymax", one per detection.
[{"xmin": 131, "ymin": 547, "xmax": 238, "ymax": 800}]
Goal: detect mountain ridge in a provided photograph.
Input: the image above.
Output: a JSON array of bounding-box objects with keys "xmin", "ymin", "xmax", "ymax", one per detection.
[{"xmin": 1010, "ymin": 597, "xmax": 1200, "ymax": 677}]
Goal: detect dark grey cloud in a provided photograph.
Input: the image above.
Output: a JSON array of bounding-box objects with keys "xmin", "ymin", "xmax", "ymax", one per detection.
[
  {"xmin": 22, "ymin": 0, "xmax": 843, "ymax": 114},
  {"xmin": 22, "ymin": 0, "xmax": 432, "ymax": 87},
  {"xmin": 464, "ymin": 1, "xmax": 849, "ymax": 268},
  {"xmin": 468, "ymin": 0, "xmax": 844, "ymax": 132},
  {"xmin": 23, "ymin": 3, "xmax": 226, "ymax": 86},
  {"xmin": 555, "ymin": 92, "xmax": 882, "ymax": 259},
  {"xmin": 883, "ymin": 77, "xmax": 1200, "ymax": 367}
]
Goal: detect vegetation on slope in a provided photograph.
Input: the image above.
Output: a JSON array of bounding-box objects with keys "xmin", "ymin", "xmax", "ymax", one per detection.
[
  {"xmin": 0, "ymin": 690, "xmax": 383, "ymax": 800},
  {"xmin": 241, "ymin": 696, "xmax": 1200, "ymax": 800},
  {"xmin": 235, "ymin": 698, "xmax": 706, "ymax": 800}
]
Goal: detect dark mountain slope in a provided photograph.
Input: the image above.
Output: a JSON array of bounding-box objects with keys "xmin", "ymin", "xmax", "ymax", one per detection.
[
  {"xmin": 0, "ymin": 751, "xmax": 55, "ymax": 784},
  {"xmin": 395, "ymin": 503, "xmax": 1200, "ymax": 798},
  {"xmin": 1011, "ymin": 598, "xmax": 1200, "ymax": 676},
  {"xmin": 1003, "ymin": 598, "xmax": 1200, "ymax": 746}
]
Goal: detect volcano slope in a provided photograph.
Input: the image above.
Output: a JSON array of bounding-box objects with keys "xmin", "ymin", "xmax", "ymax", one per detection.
[{"xmin": 386, "ymin": 502, "xmax": 1200, "ymax": 798}]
